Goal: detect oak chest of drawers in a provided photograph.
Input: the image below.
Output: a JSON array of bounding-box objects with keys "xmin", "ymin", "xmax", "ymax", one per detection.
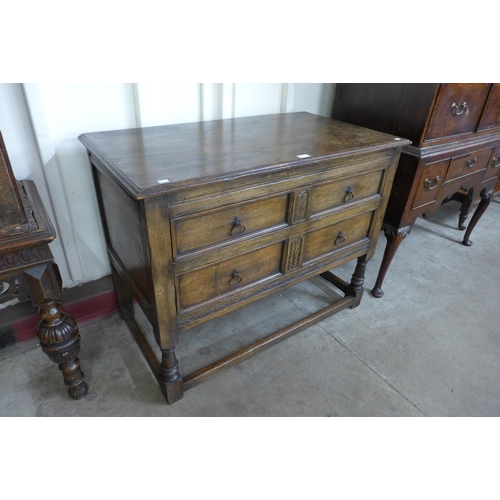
[
  {"xmin": 333, "ymin": 84, "xmax": 500, "ymax": 297},
  {"xmin": 79, "ymin": 112, "xmax": 408, "ymax": 404}
]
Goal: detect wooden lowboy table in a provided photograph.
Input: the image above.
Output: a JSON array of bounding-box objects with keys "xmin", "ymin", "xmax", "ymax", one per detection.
[
  {"xmin": 79, "ymin": 112, "xmax": 409, "ymax": 404},
  {"xmin": 333, "ymin": 84, "xmax": 500, "ymax": 298}
]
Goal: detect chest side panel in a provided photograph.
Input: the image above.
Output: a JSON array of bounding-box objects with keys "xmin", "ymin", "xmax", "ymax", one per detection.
[{"xmin": 95, "ymin": 169, "xmax": 152, "ymax": 306}]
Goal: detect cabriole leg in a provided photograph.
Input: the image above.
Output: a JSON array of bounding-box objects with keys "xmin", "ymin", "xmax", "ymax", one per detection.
[
  {"xmin": 371, "ymin": 224, "xmax": 411, "ymax": 298},
  {"xmin": 462, "ymin": 189, "xmax": 494, "ymax": 246},
  {"xmin": 458, "ymin": 188, "xmax": 474, "ymax": 230}
]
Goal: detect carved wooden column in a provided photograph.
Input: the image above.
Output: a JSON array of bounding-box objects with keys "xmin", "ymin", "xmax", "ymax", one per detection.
[{"xmin": 24, "ymin": 263, "xmax": 88, "ymax": 399}]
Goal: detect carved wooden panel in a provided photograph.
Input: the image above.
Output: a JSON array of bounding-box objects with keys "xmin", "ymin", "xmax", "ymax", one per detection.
[
  {"xmin": 0, "ymin": 245, "xmax": 52, "ymax": 272},
  {"xmin": 283, "ymin": 234, "xmax": 304, "ymax": 273},
  {"xmin": 289, "ymin": 186, "xmax": 312, "ymax": 224},
  {"xmin": 0, "ymin": 132, "xmax": 26, "ymax": 228}
]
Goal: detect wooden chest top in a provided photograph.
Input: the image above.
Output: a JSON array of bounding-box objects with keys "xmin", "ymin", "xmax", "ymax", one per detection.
[{"xmin": 79, "ymin": 112, "xmax": 406, "ymax": 199}]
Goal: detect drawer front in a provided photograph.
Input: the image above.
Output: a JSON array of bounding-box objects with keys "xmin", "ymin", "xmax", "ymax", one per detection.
[
  {"xmin": 485, "ymin": 145, "xmax": 500, "ymax": 181},
  {"xmin": 444, "ymin": 148, "xmax": 491, "ymax": 182},
  {"xmin": 172, "ymin": 193, "xmax": 288, "ymax": 257},
  {"xmin": 177, "ymin": 241, "xmax": 283, "ymax": 309},
  {"xmin": 310, "ymin": 169, "xmax": 383, "ymax": 216},
  {"xmin": 302, "ymin": 211, "xmax": 373, "ymax": 265},
  {"xmin": 412, "ymin": 159, "xmax": 449, "ymax": 209},
  {"xmin": 478, "ymin": 84, "xmax": 500, "ymax": 132},
  {"xmin": 425, "ymin": 84, "xmax": 490, "ymax": 141}
]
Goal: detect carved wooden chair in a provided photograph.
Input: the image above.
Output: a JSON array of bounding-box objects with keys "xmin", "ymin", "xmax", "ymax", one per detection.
[{"xmin": 0, "ymin": 131, "xmax": 88, "ymax": 399}]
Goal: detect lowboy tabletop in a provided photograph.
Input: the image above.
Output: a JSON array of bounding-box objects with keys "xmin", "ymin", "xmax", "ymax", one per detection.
[{"xmin": 79, "ymin": 112, "xmax": 406, "ymax": 198}]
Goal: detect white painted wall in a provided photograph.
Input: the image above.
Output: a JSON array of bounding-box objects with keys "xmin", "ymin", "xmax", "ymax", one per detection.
[{"xmin": 0, "ymin": 83, "xmax": 336, "ymax": 288}]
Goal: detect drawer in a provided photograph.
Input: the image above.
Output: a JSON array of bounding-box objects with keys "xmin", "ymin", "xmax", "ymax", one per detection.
[
  {"xmin": 302, "ymin": 211, "xmax": 373, "ymax": 264},
  {"xmin": 310, "ymin": 169, "xmax": 383, "ymax": 216},
  {"xmin": 177, "ymin": 241, "xmax": 283, "ymax": 309},
  {"xmin": 172, "ymin": 193, "xmax": 288, "ymax": 257},
  {"xmin": 484, "ymin": 145, "xmax": 500, "ymax": 181},
  {"xmin": 444, "ymin": 148, "xmax": 491, "ymax": 182},
  {"xmin": 424, "ymin": 84, "xmax": 490, "ymax": 141},
  {"xmin": 412, "ymin": 158, "xmax": 449, "ymax": 209},
  {"xmin": 478, "ymin": 84, "xmax": 500, "ymax": 132}
]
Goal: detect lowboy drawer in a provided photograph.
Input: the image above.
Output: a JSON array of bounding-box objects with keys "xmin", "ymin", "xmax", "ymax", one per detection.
[
  {"xmin": 172, "ymin": 193, "xmax": 288, "ymax": 257},
  {"xmin": 310, "ymin": 170, "xmax": 383, "ymax": 216},
  {"xmin": 424, "ymin": 84, "xmax": 489, "ymax": 141},
  {"xmin": 302, "ymin": 211, "xmax": 373, "ymax": 264},
  {"xmin": 484, "ymin": 145, "xmax": 500, "ymax": 181},
  {"xmin": 176, "ymin": 241, "xmax": 283, "ymax": 310},
  {"xmin": 444, "ymin": 148, "xmax": 491, "ymax": 183},
  {"xmin": 412, "ymin": 159, "xmax": 449, "ymax": 209}
]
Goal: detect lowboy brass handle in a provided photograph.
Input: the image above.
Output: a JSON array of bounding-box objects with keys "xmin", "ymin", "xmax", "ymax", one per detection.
[
  {"xmin": 230, "ymin": 216, "xmax": 246, "ymax": 236},
  {"xmin": 229, "ymin": 269, "xmax": 243, "ymax": 286},
  {"xmin": 492, "ymin": 157, "xmax": 500, "ymax": 168},
  {"xmin": 424, "ymin": 175, "xmax": 441, "ymax": 190},
  {"xmin": 334, "ymin": 232, "xmax": 346, "ymax": 245},
  {"xmin": 343, "ymin": 186, "xmax": 354, "ymax": 202},
  {"xmin": 451, "ymin": 102, "xmax": 467, "ymax": 116},
  {"xmin": 466, "ymin": 157, "xmax": 477, "ymax": 168}
]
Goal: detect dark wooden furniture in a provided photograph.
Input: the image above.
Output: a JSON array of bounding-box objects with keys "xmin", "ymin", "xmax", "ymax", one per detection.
[
  {"xmin": 79, "ymin": 112, "xmax": 409, "ymax": 404},
  {"xmin": 332, "ymin": 84, "xmax": 500, "ymax": 297},
  {"xmin": 0, "ymin": 132, "xmax": 88, "ymax": 399}
]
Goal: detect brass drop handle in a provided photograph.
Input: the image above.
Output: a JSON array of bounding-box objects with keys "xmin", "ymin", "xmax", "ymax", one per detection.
[
  {"xmin": 229, "ymin": 269, "xmax": 243, "ymax": 286},
  {"xmin": 334, "ymin": 232, "xmax": 346, "ymax": 246},
  {"xmin": 230, "ymin": 216, "xmax": 246, "ymax": 236},
  {"xmin": 492, "ymin": 157, "xmax": 500, "ymax": 168},
  {"xmin": 343, "ymin": 186, "xmax": 354, "ymax": 202},
  {"xmin": 466, "ymin": 157, "xmax": 477, "ymax": 168},
  {"xmin": 424, "ymin": 175, "xmax": 441, "ymax": 190},
  {"xmin": 451, "ymin": 101, "xmax": 467, "ymax": 116}
]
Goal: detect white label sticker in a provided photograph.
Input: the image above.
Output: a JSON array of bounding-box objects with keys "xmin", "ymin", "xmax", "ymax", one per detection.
[
  {"xmin": 297, "ymin": 154, "xmax": 311, "ymax": 158},
  {"xmin": 157, "ymin": 179, "xmax": 170, "ymax": 184}
]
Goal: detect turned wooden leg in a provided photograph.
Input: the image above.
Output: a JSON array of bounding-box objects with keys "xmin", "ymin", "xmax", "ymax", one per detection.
[
  {"xmin": 462, "ymin": 189, "xmax": 494, "ymax": 246},
  {"xmin": 345, "ymin": 256, "xmax": 367, "ymax": 308},
  {"xmin": 160, "ymin": 347, "xmax": 183, "ymax": 404},
  {"xmin": 371, "ymin": 224, "xmax": 411, "ymax": 298},
  {"xmin": 458, "ymin": 188, "xmax": 474, "ymax": 230},
  {"xmin": 24, "ymin": 263, "xmax": 88, "ymax": 399}
]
